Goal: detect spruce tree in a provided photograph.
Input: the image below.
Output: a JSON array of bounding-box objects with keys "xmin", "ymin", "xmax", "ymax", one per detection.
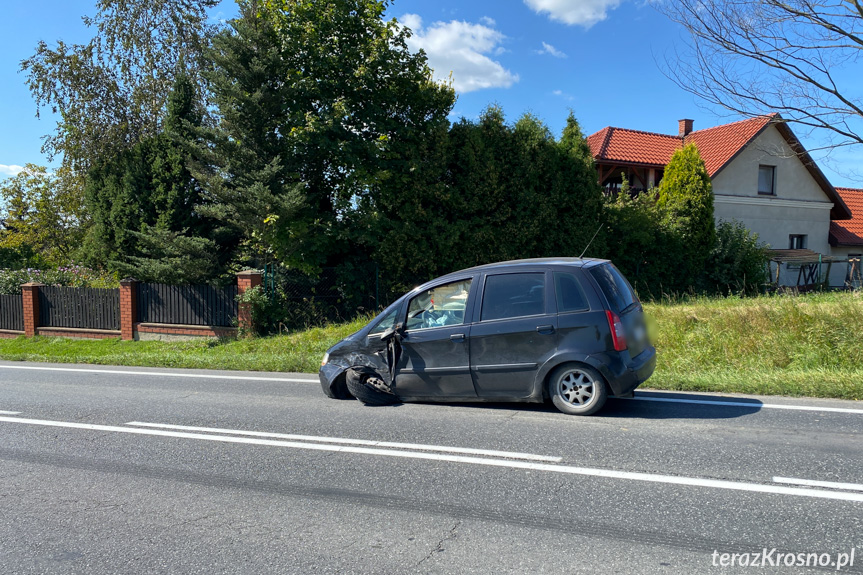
[
  {"xmin": 81, "ymin": 72, "xmax": 217, "ymax": 282},
  {"xmin": 194, "ymin": 0, "xmax": 456, "ymax": 273}
]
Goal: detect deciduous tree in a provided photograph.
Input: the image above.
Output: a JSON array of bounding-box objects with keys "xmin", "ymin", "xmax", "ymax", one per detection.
[
  {"xmin": 658, "ymin": 0, "xmax": 863, "ymax": 151},
  {"xmin": 21, "ymin": 0, "xmax": 218, "ymax": 172},
  {"xmin": 0, "ymin": 165, "xmax": 85, "ymax": 266}
]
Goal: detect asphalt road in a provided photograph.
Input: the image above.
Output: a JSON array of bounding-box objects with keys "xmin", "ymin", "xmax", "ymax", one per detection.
[{"xmin": 1, "ymin": 360, "xmax": 861, "ymax": 574}]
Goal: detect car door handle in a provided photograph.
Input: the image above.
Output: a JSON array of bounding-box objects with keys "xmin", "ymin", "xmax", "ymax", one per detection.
[
  {"xmin": 536, "ymin": 325, "xmax": 555, "ymax": 334},
  {"xmin": 450, "ymin": 333, "xmax": 466, "ymax": 342}
]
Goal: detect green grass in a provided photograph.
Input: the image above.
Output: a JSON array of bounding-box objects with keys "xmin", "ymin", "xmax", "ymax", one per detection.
[
  {"xmin": 0, "ymin": 316, "xmax": 371, "ymax": 374},
  {"xmin": 1, "ymin": 293, "xmax": 862, "ymax": 400},
  {"xmin": 642, "ymin": 291, "xmax": 863, "ymax": 400}
]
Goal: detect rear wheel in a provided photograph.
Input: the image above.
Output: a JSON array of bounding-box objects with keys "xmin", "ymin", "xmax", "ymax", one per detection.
[
  {"xmin": 548, "ymin": 364, "xmax": 607, "ymax": 416},
  {"xmin": 345, "ymin": 369, "xmax": 400, "ymax": 406}
]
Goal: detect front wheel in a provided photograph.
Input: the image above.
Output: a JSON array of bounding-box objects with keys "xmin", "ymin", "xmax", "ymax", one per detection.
[
  {"xmin": 548, "ymin": 364, "xmax": 607, "ymax": 416},
  {"xmin": 345, "ymin": 368, "xmax": 400, "ymax": 406}
]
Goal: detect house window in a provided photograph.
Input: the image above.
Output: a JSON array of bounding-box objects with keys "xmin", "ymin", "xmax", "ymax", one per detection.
[
  {"xmin": 758, "ymin": 165, "xmax": 776, "ymax": 195},
  {"xmin": 789, "ymin": 235, "xmax": 807, "ymax": 249}
]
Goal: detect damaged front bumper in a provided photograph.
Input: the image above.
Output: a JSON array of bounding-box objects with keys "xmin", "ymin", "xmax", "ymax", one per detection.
[{"xmin": 319, "ymin": 345, "xmax": 395, "ymax": 397}]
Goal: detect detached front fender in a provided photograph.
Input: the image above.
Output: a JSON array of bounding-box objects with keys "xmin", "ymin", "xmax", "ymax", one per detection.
[
  {"xmin": 319, "ymin": 362, "xmax": 350, "ymax": 399},
  {"xmin": 320, "ymin": 362, "xmax": 348, "ymax": 389}
]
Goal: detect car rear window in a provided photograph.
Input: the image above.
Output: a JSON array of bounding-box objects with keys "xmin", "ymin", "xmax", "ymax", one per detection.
[{"xmin": 589, "ymin": 264, "xmax": 638, "ymax": 313}]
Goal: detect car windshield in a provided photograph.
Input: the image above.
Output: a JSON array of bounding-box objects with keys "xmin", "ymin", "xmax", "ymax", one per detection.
[{"xmin": 589, "ymin": 264, "xmax": 638, "ymax": 313}]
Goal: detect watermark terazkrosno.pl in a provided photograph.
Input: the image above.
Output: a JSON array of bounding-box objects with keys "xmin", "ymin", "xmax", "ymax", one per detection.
[{"xmin": 712, "ymin": 548, "xmax": 855, "ymax": 570}]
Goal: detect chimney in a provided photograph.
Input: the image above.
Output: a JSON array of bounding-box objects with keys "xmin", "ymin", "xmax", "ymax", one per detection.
[{"xmin": 678, "ymin": 119, "xmax": 694, "ymax": 137}]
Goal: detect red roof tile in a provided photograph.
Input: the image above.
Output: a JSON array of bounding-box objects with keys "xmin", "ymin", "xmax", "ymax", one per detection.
[
  {"xmin": 684, "ymin": 115, "xmax": 774, "ymax": 176},
  {"xmin": 586, "ymin": 127, "xmax": 681, "ymax": 168},
  {"xmin": 587, "ymin": 115, "xmax": 775, "ymax": 177},
  {"xmin": 830, "ymin": 187, "xmax": 863, "ymax": 246}
]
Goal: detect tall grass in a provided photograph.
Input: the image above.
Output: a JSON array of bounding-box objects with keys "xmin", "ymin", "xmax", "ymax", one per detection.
[{"xmin": 644, "ymin": 291, "xmax": 863, "ymax": 399}]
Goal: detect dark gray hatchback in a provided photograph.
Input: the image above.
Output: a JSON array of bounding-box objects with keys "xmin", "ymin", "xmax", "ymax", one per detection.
[{"xmin": 319, "ymin": 258, "xmax": 656, "ymax": 415}]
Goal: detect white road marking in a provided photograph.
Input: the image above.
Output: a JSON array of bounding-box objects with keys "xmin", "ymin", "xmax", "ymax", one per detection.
[
  {"xmin": 0, "ymin": 410, "xmax": 21, "ymax": 415},
  {"xmin": 773, "ymin": 476, "xmax": 863, "ymax": 492},
  {"xmin": 124, "ymin": 421, "xmax": 561, "ymax": 462},
  {"xmin": 2, "ymin": 415, "xmax": 863, "ymax": 503},
  {"xmin": 632, "ymin": 396, "xmax": 863, "ymax": 415},
  {"xmin": 0, "ymin": 364, "xmax": 315, "ymax": 383}
]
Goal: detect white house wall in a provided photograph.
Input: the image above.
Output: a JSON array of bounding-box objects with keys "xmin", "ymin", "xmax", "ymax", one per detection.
[{"xmin": 710, "ymin": 125, "xmax": 834, "ymax": 256}]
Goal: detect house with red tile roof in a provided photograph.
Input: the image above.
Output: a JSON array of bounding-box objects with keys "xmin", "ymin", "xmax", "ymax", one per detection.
[{"xmin": 587, "ymin": 115, "xmax": 857, "ymax": 286}]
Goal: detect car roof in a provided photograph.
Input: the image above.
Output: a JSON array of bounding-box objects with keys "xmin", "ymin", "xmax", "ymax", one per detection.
[
  {"xmin": 455, "ymin": 257, "xmax": 608, "ymax": 274},
  {"xmin": 421, "ymin": 258, "xmax": 609, "ymax": 288}
]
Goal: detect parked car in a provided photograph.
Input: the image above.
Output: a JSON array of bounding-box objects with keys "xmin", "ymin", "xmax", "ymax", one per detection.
[{"xmin": 319, "ymin": 258, "xmax": 656, "ymax": 415}]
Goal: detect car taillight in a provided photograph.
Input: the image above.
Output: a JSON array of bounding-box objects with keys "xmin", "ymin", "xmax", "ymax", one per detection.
[{"xmin": 606, "ymin": 310, "xmax": 627, "ymax": 352}]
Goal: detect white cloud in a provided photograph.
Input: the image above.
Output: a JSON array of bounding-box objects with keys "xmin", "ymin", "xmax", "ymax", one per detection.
[
  {"xmin": 401, "ymin": 14, "xmax": 519, "ymax": 93},
  {"xmin": 524, "ymin": 0, "xmax": 623, "ymax": 28},
  {"xmin": 552, "ymin": 89, "xmax": 575, "ymax": 101},
  {"xmin": 479, "ymin": 16, "xmax": 496, "ymax": 27},
  {"xmin": 0, "ymin": 164, "xmax": 24, "ymax": 177},
  {"xmin": 536, "ymin": 42, "xmax": 567, "ymax": 58}
]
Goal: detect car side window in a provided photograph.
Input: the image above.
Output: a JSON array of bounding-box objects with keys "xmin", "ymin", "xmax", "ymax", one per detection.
[
  {"xmin": 368, "ymin": 308, "xmax": 399, "ymax": 335},
  {"xmin": 481, "ymin": 273, "xmax": 545, "ymax": 322},
  {"xmin": 405, "ymin": 278, "xmax": 472, "ymax": 331},
  {"xmin": 554, "ymin": 272, "xmax": 589, "ymax": 313}
]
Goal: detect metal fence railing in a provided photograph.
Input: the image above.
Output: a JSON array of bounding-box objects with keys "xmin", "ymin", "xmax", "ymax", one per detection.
[
  {"xmin": 38, "ymin": 286, "xmax": 120, "ymax": 330},
  {"xmin": 137, "ymin": 283, "xmax": 238, "ymax": 327},
  {"xmin": 0, "ymin": 293, "xmax": 24, "ymax": 331}
]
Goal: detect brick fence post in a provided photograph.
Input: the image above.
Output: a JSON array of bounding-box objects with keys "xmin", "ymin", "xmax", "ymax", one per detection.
[
  {"xmin": 119, "ymin": 278, "xmax": 139, "ymax": 341},
  {"xmin": 236, "ymin": 270, "xmax": 263, "ymax": 334},
  {"xmin": 21, "ymin": 282, "xmax": 44, "ymax": 337}
]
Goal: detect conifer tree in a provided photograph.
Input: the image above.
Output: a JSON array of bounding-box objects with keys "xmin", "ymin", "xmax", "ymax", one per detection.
[{"xmin": 656, "ymin": 143, "xmax": 716, "ymax": 291}]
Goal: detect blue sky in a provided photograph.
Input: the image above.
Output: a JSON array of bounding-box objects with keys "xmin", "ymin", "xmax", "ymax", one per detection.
[{"xmin": 1, "ymin": 0, "xmax": 860, "ymax": 186}]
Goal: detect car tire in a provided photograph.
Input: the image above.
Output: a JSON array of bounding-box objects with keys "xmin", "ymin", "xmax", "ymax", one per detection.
[
  {"xmin": 321, "ymin": 374, "xmax": 352, "ymax": 400},
  {"xmin": 345, "ymin": 369, "xmax": 400, "ymax": 406},
  {"xmin": 548, "ymin": 364, "xmax": 608, "ymax": 416}
]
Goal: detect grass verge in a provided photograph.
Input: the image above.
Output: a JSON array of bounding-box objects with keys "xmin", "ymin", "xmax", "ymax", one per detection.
[
  {"xmin": 642, "ymin": 291, "xmax": 863, "ymax": 400},
  {"xmin": 0, "ymin": 317, "xmax": 369, "ymax": 374},
  {"xmin": 0, "ymin": 292, "xmax": 861, "ymax": 400}
]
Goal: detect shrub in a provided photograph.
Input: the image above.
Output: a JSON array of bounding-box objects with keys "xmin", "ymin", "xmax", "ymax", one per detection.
[
  {"xmin": 702, "ymin": 220, "xmax": 770, "ymax": 296},
  {"xmin": 0, "ymin": 265, "xmax": 119, "ymax": 295}
]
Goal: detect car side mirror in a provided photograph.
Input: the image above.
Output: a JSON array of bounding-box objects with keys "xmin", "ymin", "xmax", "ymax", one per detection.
[{"xmin": 379, "ymin": 323, "xmax": 404, "ymax": 342}]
